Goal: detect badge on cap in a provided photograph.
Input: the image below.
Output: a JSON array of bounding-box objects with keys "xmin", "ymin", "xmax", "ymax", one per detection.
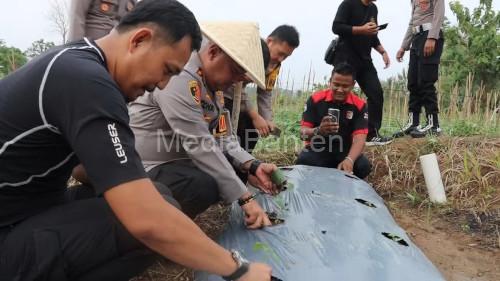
[
  {"xmin": 346, "ymin": 111, "xmax": 353, "ymax": 120},
  {"xmin": 189, "ymin": 81, "xmax": 201, "ymax": 105}
]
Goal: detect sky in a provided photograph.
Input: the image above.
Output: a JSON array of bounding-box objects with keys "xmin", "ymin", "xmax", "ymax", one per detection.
[{"xmin": 0, "ymin": 0, "xmax": 497, "ymax": 89}]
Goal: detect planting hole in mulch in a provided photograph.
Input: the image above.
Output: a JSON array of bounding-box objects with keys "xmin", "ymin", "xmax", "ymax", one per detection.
[
  {"xmin": 266, "ymin": 211, "xmax": 285, "ymax": 226},
  {"xmin": 355, "ymin": 198, "xmax": 377, "ymax": 208},
  {"xmin": 382, "ymin": 232, "xmax": 409, "ymax": 247}
]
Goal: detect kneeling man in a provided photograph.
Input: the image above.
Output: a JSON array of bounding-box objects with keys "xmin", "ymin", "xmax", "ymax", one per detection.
[
  {"xmin": 296, "ymin": 63, "xmax": 371, "ymax": 179},
  {"xmin": 129, "ymin": 22, "xmax": 278, "ymax": 227}
]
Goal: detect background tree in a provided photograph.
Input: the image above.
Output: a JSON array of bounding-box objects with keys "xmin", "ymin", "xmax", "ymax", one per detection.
[
  {"xmin": 0, "ymin": 40, "xmax": 27, "ymax": 78},
  {"xmin": 25, "ymin": 39, "xmax": 56, "ymax": 59},
  {"xmin": 48, "ymin": 0, "xmax": 69, "ymax": 44},
  {"xmin": 441, "ymin": 0, "xmax": 500, "ymax": 92}
]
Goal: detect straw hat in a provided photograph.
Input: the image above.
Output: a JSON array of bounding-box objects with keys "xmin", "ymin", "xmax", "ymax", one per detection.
[{"xmin": 200, "ymin": 21, "xmax": 266, "ymax": 89}]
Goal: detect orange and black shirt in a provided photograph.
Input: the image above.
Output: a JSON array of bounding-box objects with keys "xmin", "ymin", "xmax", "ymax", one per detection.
[{"xmin": 301, "ymin": 89, "xmax": 368, "ymax": 150}]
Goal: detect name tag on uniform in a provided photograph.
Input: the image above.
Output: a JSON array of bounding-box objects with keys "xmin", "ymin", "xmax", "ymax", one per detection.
[{"xmin": 213, "ymin": 110, "xmax": 232, "ymax": 137}]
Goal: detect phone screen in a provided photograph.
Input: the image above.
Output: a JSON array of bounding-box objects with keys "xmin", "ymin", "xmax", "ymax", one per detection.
[{"xmin": 378, "ymin": 23, "xmax": 388, "ymax": 30}]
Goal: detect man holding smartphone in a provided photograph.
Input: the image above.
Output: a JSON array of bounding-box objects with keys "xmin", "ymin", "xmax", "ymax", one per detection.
[
  {"xmin": 331, "ymin": 0, "xmax": 393, "ymax": 146},
  {"xmin": 297, "ymin": 63, "xmax": 371, "ymax": 179}
]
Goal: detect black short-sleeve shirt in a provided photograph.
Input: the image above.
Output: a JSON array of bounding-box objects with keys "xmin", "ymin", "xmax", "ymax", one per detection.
[
  {"xmin": 301, "ymin": 89, "xmax": 368, "ymax": 152},
  {"xmin": 0, "ymin": 39, "xmax": 146, "ymax": 227}
]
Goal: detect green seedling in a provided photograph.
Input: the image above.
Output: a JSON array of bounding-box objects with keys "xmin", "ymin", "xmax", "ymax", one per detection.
[{"xmin": 253, "ymin": 242, "xmax": 281, "ymax": 263}]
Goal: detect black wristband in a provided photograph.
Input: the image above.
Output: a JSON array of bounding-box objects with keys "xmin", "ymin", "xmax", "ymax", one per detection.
[
  {"xmin": 249, "ymin": 160, "xmax": 262, "ymax": 176},
  {"xmin": 238, "ymin": 193, "xmax": 256, "ymax": 206},
  {"xmin": 222, "ymin": 261, "xmax": 250, "ymax": 281}
]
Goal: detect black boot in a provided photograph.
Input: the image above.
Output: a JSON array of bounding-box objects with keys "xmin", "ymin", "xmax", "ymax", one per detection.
[
  {"xmin": 410, "ymin": 113, "xmax": 441, "ymax": 138},
  {"xmin": 393, "ymin": 112, "xmax": 419, "ymax": 138}
]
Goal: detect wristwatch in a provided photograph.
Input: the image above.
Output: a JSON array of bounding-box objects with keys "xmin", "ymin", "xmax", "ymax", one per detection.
[
  {"xmin": 249, "ymin": 160, "xmax": 262, "ymax": 176},
  {"xmin": 313, "ymin": 127, "xmax": 320, "ymax": 136},
  {"xmin": 222, "ymin": 250, "xmax": 250, "ymax": 281}
]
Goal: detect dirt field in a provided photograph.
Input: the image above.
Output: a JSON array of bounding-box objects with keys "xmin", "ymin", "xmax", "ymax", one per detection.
[{"xmin": 133, "ymin": 137, "xmax": 500, "ymax": 281}]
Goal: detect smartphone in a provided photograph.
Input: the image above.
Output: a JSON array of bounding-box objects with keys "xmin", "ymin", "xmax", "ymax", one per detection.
[
  {"xmin": 328, "ymin": 108, "xmax": 340, "ymax": 123},
  {"xmin": 378, "ymin": 23, "xmax": 388, "ymax": 30}
]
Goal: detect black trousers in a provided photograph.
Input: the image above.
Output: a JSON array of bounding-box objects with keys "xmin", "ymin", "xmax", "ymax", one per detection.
[
  {"xmin": 147, "ymin": 159, "xmax": 220, "ymax": 219},
  {"xmin": 334, "ymin": 51, "xmax": 384, "ymax": 138},
  {"xmin": 296, "ymin": 148, "xmax": 372, "ymax": 179},
  {"xmin": 408, "ymin": 31, "xmax": 444, "ymax": 115},
  {"xmin": 0, "ymin": 183, "xmax": 179, "ymax": 281},
  {"xmin": 224, "ymin": 97, "xmax": 260, "ymax": 153}
]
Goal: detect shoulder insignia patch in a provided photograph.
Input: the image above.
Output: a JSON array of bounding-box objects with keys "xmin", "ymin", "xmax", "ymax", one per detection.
[{"xmin": 189, "ymin": 81, "xmax": 201, "ymax": 105}]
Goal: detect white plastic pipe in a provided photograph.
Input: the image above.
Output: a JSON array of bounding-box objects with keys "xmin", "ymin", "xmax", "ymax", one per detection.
[{"xmin": 419, "ymin": 153, "xmax": 447, "ymax": 203}]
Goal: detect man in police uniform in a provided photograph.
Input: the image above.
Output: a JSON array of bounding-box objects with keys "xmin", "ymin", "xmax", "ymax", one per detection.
[
  {"xmin": 129, "ymin": 22, "xmax": 279, "ymax": 227},
  {"xmin": 69, "ymin": 0, "xmax": 137, "ymax": 41},
  {"xmin": 224, "ymin": 25, "xmax": 300, "ymax": 152},
  {"xmin": 297, "ymin": 63, "xmax": 371, "ymax": 179},
  {"xmin": 0, "ymin": 1, "xmax": 272, "ymax": 280},
  {"xmin": 394, "ymin": 0, "xmax": 445, "ymax": 138}
]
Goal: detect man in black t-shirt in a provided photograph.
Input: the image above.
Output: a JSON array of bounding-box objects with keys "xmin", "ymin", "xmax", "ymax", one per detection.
[
  {"xmin": 332, "ymin": 0, "xmax": 393, "ymax": 146},
  {"xmin": 0, "ymin": 1, "xmax": 271, "ymax": 280},
  {"xmin": 297, "ymin": 63, "xmax": 371, "ymax": 179}
]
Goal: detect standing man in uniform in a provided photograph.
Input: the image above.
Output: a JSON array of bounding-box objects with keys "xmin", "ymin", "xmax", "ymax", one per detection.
[
  {"xmin": 332, "ymin": 0, "xmax": 393, "ymax": 146},
  {"xmin": 69, "ymin": 0, "xmax": 137, "ymax": 41},
  {"xmin": 393, "ymin": 0, "xmax": 445, "ymax": 138},
  {"xmin": 224, "ymin": 25, "xmax": 300, "ymax": 152},
  {"xmin": 297, "ymin": 63, "xmax": 371, "ymax": 179},
  {"xmin": 0, "ymin": 1, "xmax": 272, "ymax": 280},
  {"xmin": 129, "ymin": 22, "xmax": 279, "ymax": 227}
]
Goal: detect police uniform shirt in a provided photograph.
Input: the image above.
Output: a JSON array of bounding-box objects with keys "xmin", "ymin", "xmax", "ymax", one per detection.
[
  {"xmin": 401, "ymin": 0, "xmax": 445, "ymax": 50},
  {"xmin": 69, "ymin": 0, "xmax": 137, "ymax": 41},
  {"xmin": 0, "ymin": 39, "xmax": 146, "ymax": 227},
  {"xmin": 301, "ymin": 89, "xmax": 368, "ymax": 152},
  {"xmin": 223, "ymin": 63, "xmax": 281, "ymax": 121},
  {"xmin": 129, "ymin": 53, "xmax": 254, "ymax": 204}
]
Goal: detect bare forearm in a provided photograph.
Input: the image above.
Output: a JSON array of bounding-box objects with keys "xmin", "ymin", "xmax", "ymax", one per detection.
[
  {"xmin": 105, "ymin": 179, "xmax": 237, "ymax": 276},
  {"xmin": 347, "ymin": 135, "xmax": 366, "ymax": 161},
  {"xmin": 300, "ymin": 127, "xmax": 316, "ymax": 141},
  {"xmin": 374, "ymin": 45, "xmax": 386, "ymax": 55}
]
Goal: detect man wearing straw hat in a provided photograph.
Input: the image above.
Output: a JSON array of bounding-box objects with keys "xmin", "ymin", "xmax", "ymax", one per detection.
[
  {"xmin": 0, "ymin": 1, "xmax": 272, "ymax": 280},
  {"xmin": 224, "ymin": 25, "xmax": 300, "ymax": 153},
  {"xmin": 129, "ymin": 22, "xmax": 280, "ymax": 227}
]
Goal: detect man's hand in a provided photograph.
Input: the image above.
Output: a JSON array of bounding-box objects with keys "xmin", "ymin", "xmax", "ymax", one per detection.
[
  {"xmin": 318, "ymin": 116, "xmax": 339, "ymax": 135},
  {"xmin": 337, "ymin": 157, "xmax": 354, "ymax": 174},
  {"xmin": 252, "ymin": 162, "xmax": 279, "ymax": 195},
  {"xmin": 357, "ymin": 22, "xmax": 379, "ymax": 36},
  {"xmin": 252, "ymin": 114, "xmax": 271, "ymax": 137},
  {"xmin": 238, "ymin": 263, "xmax": 272, "ymax": 281},
  {"xmin": 382, "ymin": 52, "xmax": 390, "ymax": 69},
  {"xmin": 396, "ymin": 48, "xmax": 406, "ymax": 62},
  {"xmin": 266, "ymin": 120, "xmax": 276, "ymax": 133},
  {"xmin": 241, "ymin": 199, "xmax": 271, "ymax": 229},
  {"xmin": 424, "ymin": 39, "xmax": 436, "ymax": 57}
]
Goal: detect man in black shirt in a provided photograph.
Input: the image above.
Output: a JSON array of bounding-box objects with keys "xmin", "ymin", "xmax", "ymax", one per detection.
[
  {"xmin": 332, "ymin": 0, "xmax": 393, "ymax": 146},
  {"xmin": 0, "ymin": 0, "xmax": 272, "ymax": 280},
  {"xmin": 297, "ymin": 63, "xmax": 371, "ymax": 179}
]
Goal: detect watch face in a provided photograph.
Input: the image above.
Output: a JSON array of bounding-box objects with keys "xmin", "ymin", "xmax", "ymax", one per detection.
[{"xmin": 231, "ymin": 250, "xmax": 248, "ymax": 265}]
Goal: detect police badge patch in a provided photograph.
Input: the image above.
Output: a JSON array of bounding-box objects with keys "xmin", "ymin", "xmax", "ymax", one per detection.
[
  {"xmin": 346, "ymin": 111, "xmax": 353, "ymax": 120},
  {"xmin": 189, "ymin": 81, "xmax": 201, "ymax": 105}
]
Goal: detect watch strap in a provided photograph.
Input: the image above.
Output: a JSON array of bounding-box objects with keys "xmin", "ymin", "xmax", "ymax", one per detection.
[
  {"xmin": 249, "ymin": 160, "xmax": 262, "ymax": 176},
  {"xmin": 222, "ymin": 261, "xmax": 250, "ymax": 280}
]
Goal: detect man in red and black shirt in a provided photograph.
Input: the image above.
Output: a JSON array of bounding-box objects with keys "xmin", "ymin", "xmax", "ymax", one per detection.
[{"xmin": 297, "ymin": 63, "xmax": 371, "ymax": 179}]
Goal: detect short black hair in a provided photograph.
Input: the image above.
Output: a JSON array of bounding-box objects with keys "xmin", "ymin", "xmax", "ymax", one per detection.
[
  {"xmin": 268, "ymin": 25, "xmax": 300, "ymax": 48},
  {"xmin": 261, "ymin": 38, "xmax": 271, "ymax": 69},
  {"xmin": 116, "ymin": 0, "xmax": 202, "ymax": 51},
  {"xmin": 332, "ymin": 63, "xmax": 356, "ymax": 81}
]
